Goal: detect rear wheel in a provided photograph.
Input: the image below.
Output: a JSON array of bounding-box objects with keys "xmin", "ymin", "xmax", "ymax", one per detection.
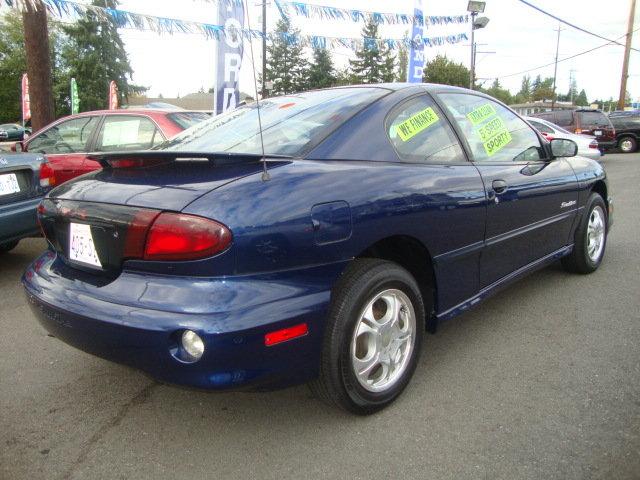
[
  {"xmin": 561, "ymin": 193, "xmax": 607, "ymax": 274},
  {"xmin": 310, "ymin": 258, "xmax": 424, "ymax": 414},
  {"xmin": 618, "ymin": 136, "xmax": 637, "ymax": 153},
  {"xmin": 0, "ymin": 240, "xmax": 19, "ymax": 254}
]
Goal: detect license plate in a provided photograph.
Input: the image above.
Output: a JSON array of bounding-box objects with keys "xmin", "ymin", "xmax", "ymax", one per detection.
[
  {"xmin": 595, "ymin": 130, "xmax": 603, "ymax": 136},
  {"xmin": 69, "ymin": 222, "xmax": 102, "ymax": 267},
  {"xmin": 0, "ymin": 173, "xmax": 20, "ymax": 196}
]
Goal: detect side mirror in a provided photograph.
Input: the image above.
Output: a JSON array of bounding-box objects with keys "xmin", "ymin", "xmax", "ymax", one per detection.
[
  {"xmin": 550, "ymin": 138, "xmax": 577, "ymax": 158},
  {"xmin": 13, "ymin": 141, "xmax": 24, "ymax": 152}
]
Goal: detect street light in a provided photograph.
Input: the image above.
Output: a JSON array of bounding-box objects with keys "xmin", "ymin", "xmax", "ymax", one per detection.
[{"xmin": 467, "ymin": 1, "xmax": 489, "ymax": 89}]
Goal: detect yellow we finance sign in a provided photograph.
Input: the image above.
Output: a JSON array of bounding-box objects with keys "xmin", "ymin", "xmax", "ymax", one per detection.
[{"xmin": 396, "ymin": 107, "xmax": 439, "ymax": 141}]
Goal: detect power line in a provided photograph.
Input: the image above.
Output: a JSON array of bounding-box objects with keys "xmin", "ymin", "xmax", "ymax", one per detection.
[
  {"xmin": 517, "ymin": 0, "xmax": 640, "ymax": 53},
  {"xmin": 478, "ymin": 27, "xmax": 640, "ymax": 80}
]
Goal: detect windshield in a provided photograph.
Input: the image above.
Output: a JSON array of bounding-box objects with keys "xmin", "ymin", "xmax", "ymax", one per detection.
[
  {"xmin": 157, "ymin": 88, "xmax": 387, "ymax": 157},
  {"xmin": 168, "ymin": 112, "xmax": 211, "ymax": 130}
]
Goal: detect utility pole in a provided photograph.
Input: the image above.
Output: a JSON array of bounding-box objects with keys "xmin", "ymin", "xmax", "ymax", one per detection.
[
  {"xmin": 469, "ymin": 11, "xmax": 477, "ymax": 89},
  {"xmin": 618, "ymin": 0, "xmax": 636, "ymax": 111},
  {"xmin": 261, "ymin": 0, "xmax": 267, "ymax": 98},
  {"xmin": 551, "ymin": 24, "xmax": 561, "ymax": 110},
  {"xmin": 22, "ymin": 0, "xmax": 54, "ymax": 130},
  {"xmin": 569, "ymin": 69, "xmax": 576, "ymax": 104}
]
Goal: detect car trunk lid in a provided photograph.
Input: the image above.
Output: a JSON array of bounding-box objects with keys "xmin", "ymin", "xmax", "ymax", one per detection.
[
  {"xmin": 40, "ymin": 151, "xmax": 290, "ymax": 274},
  {"xmin": 0, "ymin": 153, "xmax": 46, "ymax": 205}
]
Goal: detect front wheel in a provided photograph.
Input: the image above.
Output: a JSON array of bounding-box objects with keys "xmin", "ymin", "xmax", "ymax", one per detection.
[
  {"xmin": 310, "ymin": 258, "xmax": 424, "ymax": 414},
  {"xmin": 618, "ymin": 136, "xmax": 637, "ymax": 153},
  {"xmin": 562, "ymin": 193, "xmax": 608, "ymax": 274}
]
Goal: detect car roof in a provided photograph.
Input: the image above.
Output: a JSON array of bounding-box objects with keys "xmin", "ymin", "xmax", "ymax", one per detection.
[
  {"xmin": 68, "ymin": 109, "xmax": 203, "ymax": 116},
  {"xmin": 324, "ymin": 82, "xmax": 471, "ymax": 94}
]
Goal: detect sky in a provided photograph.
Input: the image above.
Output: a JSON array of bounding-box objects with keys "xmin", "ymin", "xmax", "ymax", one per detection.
[{"xmin": 4, "ymin": 0, "xmax": 640, "ymax": 103}]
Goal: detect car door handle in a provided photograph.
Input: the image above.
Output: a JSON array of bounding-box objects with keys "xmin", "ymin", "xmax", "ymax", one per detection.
[{"xmin": 492, "ymin": 179, "xmax": 508, "ymax": 194}]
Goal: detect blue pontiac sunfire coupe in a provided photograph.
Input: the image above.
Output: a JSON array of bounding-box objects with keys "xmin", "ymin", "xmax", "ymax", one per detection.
[{"xmin": 23, "ymin": 84, "xmax": 612, "ymax": 414}]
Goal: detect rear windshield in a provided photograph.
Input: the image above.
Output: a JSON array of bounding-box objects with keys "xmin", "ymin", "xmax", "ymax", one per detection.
[
  {"xmin": 157, "ymin": 88, "xmax": 387, "ymax": 156},
  {"xmin": 167, "ymin": 112, "xmax": 211, "ymax": 129},
  {"xmin": 577, "ymin": 111, "xmax": 611, "ymax": 127}
]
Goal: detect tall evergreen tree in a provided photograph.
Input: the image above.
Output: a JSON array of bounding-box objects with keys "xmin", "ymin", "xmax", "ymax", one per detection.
[
  {"xmin": 60, "ymin": 0, "xmax": 144, "ymax": 111},
  {"xmin": 567, "ymin": 76, "xmax": 578, "ymax": 104},
  {"xmin": 308, "ymin": 47, "xmax": 336, "ymax": 90},
  {"xmin": 396, "ymin": 42, "xmax": 408, "ymax": 82},
  {"xmin": 575, "ymin": 89, "xmax": 589, "ymax": 106},
  {"xmin": 349, "ymin": 18, "xmax": 395, "ymax": 84},
  {"xmin": 515, "ymin": 75, "xmax": 531, "ymax": 103},
  {"xmin": 265, "ymin": 19, "xmax": 309, "ymax": 95}
]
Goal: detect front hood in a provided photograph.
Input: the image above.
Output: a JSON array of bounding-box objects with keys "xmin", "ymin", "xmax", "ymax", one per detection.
[{"xmin": 48, "ymin": 160, "xmax": 281, "ymax": 211}]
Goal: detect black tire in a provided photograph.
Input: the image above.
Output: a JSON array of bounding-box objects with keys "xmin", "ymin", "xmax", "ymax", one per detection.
[
  {"xmin": 618, "ymin": 136, "xmax": 638, "ymax": 154},
  {"xmin": 310, "ymin": 258, "xmax": 425, "ymax": 414},
  {"xmin": 561, "ymin": 193, "xmax": 608, "ymax": 274},
  {"xmin": 0, "ymin": 240, "xmax": 19, "ymax": 254}
]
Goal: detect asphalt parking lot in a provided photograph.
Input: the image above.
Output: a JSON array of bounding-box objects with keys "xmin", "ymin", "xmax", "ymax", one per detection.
[{"xmin": 1, "ymin": 152, "xmax": 639, "ymax": 480}]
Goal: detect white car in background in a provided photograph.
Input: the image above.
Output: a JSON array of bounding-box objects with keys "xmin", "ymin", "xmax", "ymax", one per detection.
[{"xmin": 525, "ymin": 116, "xmax": 602, "ymax": 161}]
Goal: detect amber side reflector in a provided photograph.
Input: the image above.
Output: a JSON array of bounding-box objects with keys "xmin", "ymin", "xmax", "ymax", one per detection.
[{"xmin": 264, "ymin": 323, "xmax": 309, "ymax": 347}]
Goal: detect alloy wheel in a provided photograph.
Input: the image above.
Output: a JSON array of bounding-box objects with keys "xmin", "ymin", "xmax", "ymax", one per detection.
[{"xmin": 350, "ymin": 289, "xmax": 416, "ymax": 393}]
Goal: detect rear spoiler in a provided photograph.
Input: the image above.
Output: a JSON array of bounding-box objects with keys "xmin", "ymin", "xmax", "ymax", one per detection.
[{"xmin": 87, "ymin": 151, "xmax": 292, "ymax": 169}]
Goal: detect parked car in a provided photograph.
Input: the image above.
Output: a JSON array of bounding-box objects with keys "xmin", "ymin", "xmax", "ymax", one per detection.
[
  {"xmin": 13, "ymin": 110, "xmax": 210, "ymax": 186},
  {"xmin": 0, "ymin": 123, "xmax": 30, "ymax": 142},
  {"xmin": 525, "ymin": 116, "xmax": 602, "ymax": 160},
  {"xmin": 1, "ymin": 152, "xmax": 53, "ymax": 253},
  {"xmin": 24, "ymin": 84, "xmax": 612, "ymax": 414},
  {"xmin": 608, "ymin": 112, "xmax": 639, "ymax": 153},
  {"xmin": 531, "ymin": 109, "xmax": 616, "ymax": 151}
]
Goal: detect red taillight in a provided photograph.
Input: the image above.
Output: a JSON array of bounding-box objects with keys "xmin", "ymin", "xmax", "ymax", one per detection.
[
  {"xmin": 143, "ymin": 213, "xmax": 232, "ymax": 261},
  {"xmin": 589, "ymin": 140, "xmax": 598, "ymax": 149},
  {"xmin": 104, "ymin": 158, "xmax": 170, "ymax": 169},
  {"xmin": 123, "ymin": 210, "xmax": 161, "ymax": 259},
  {"xmin": 264, "ymin": 323, "xmax": 309, "ymax": 346},
  {"xmin": 39, "ymin": 162, "xmax": 56, "ymax": 187}
]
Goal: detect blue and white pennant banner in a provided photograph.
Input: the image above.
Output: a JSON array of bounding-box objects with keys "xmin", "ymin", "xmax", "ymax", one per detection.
[
  {"xmin": 274, "ymin": 0, "xmax": 468, "ymax": 27},
  {"xmin": 3, "ymin": 0, "xmax": 468, "ymax": 51}
]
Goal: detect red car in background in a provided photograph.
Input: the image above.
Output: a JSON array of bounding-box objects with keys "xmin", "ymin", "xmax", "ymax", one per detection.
[{"xmin": 13, "ymin": 110, "xmax": 210, "ymax": 185}]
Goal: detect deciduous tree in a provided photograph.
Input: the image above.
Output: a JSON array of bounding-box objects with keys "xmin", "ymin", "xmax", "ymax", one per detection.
[{"xmin": 422, "ymin": 55, "xmax": 469, "ymax": 88}]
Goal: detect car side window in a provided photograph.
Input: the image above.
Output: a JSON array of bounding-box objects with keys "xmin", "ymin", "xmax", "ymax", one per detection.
[
  {"xmin": 439, "ymin": 93, "xmax": 543, "ymax": 163},
  {"xmin": 386, "ymin": 95, "xmax": 464, "ymax": 164},
  {"xmin": 529, "ymin": 120, "xmax": 554, "ymax": 134},
  {"xmin": 95, "ymin": 116, "xmax": 163, "ymax": 152},
  {"xmin": 28, "ymin": 116, "xmax": 99, "ymax": 154},
  {"xmin": 554, "ymin": 110, "xmax": 573, "ymax": 127}
]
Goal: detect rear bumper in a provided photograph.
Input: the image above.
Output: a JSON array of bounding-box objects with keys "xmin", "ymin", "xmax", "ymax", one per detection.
[
  {"xmin": 0, "ymin": 196, "xmax": 41, "ymax": 244},
  {"xmin": 23, "ymin": 252, "xmax": 346, "ymax": 390},
  {"xmin": 597, "ymin": 140, "xmax": 616, "ymax": 152}
]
